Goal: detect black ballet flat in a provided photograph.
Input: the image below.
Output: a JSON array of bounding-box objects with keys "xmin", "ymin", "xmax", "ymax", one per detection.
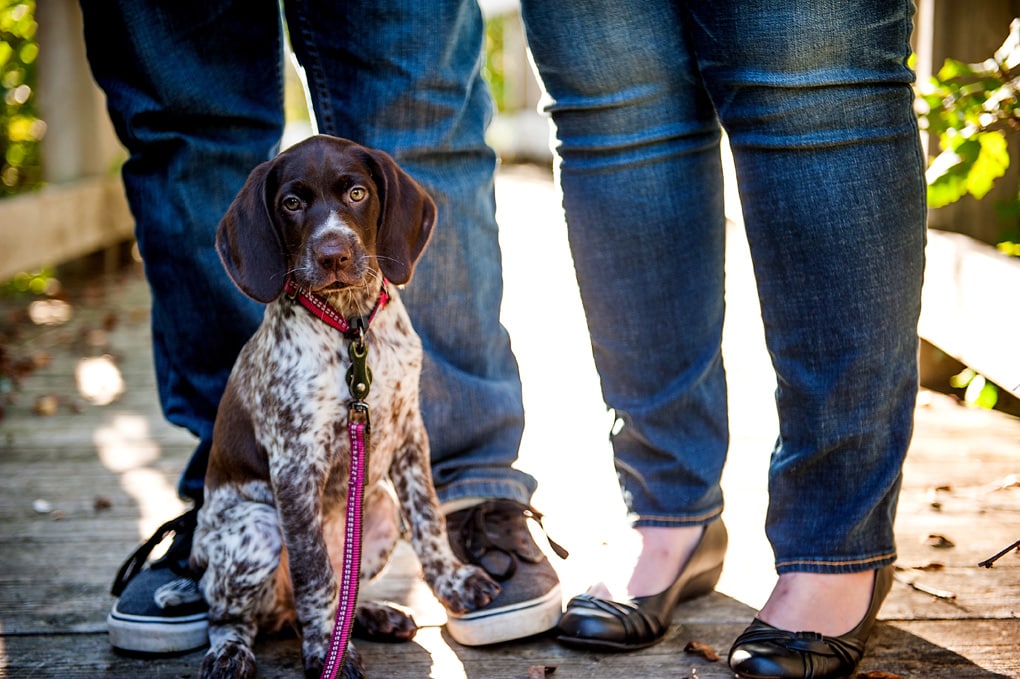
[
  {"xmin": 727, "ymin": 564, "xmax": 894, "ymax": 679},
  {"xmin": 556, "ymin": 519, "xmax": 727, "ymax": 652}
]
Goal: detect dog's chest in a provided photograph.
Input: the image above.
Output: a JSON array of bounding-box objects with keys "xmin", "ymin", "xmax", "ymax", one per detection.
[{"xmin": 237, "ymin": 296, "xmax": 421, "ymax": 487}]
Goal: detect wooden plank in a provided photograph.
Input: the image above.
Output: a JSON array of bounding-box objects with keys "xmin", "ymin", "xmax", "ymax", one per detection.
[
  {"xmin": 3, "ymin": 173, "xmax": 1020, "ymax": 678},
  {"xmin": 919, "ymin": 229, "xmax": 1020, "ymax": 398},
  {"xmin": 2, "ymin": 620, "xmax": 1016, "ymax": 679},
  {"xmin": 866, "ymin": 619, "xmax": 1020, "ymax": 678},
  {"xmin": 0, "ymin": 176, "xmax": 134, "ymax": 282}
]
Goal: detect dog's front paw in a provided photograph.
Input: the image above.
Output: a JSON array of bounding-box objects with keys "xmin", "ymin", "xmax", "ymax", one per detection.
[
  {"xmin": 433, "ymin": 564, "xmax": 500, "ymax": 614},
  {"xmin": 201, "ymin": 641, "xmax": 256, "ymax": 679},
  {"xmin": 355, "ymin": 600, "xmax": 418, "ymax": 641},
  {"xmin": 304, "ymin": 641, "xmax": 365, "ymax": 679}
]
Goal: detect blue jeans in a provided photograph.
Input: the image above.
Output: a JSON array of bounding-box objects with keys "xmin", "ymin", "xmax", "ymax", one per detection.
[
  {"xmin": 79, "ymin": 0, "xmax": 533, "ymax": 508},
  {"xmin": 520, "ymin": 0, "xmax": 926, "ymax": 574}
]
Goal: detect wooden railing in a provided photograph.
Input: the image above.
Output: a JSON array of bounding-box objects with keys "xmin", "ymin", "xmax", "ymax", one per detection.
[{"xmin": 0, "ymin": 0, "xmax": 131, "ymax": 282}]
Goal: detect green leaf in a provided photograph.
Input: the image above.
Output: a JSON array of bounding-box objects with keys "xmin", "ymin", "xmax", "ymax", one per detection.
[
  {"xmin": 950, "ymin": 368, "xmax": 977, "ymax": 389},
  {"xmin": 927, "ymin": 172, "xmax": 968, "ymax": 208},
  {"xmin": 937, "ymin": 58, "xmax": 977, "ymax": 82},
  {"xmin": 927, "ymin": 149, "xmax": 969, "ymax": 208},
  {"xmin": 964, "ymin": 374, "xmax": 999, "ymax": 410},
  {"xmin": 18, "ymin": 41, "xmax": 36, "ymax": 65},
  {"xmin": 965, "ymin": 131, "xmax": 1010, "ymax": 200},
  {"xmin": 926, "ymin": 132, "xmax": 1010, "ymax": 207}
]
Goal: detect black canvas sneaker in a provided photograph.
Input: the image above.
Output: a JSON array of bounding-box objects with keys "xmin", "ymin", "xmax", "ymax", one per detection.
[
  {"xmin": 444, "ymin": 500, "xmax": 567, "ymax": 646},
  {"xmin": 107, "ymin": 508, "xmax": 209, "ymax": 654}
]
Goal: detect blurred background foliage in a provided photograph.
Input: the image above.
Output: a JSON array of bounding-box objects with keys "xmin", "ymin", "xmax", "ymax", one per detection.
[
  {"xmin": 1, "ymin": 0, "xmax": 42, "ymax": 198},
  {"xmin": 483, "ymin": 14, "xmax": 508, "ymax": 112},
  {"xmin": 916, "ymin": 18, "xmax": 1020, "ymax": 256},
  {"xmin": 1, "ymin": 1, "xmax": 50, "ymax": 297},
  {"xmin": 914, "ymin": 18, "xmax": 1020, "ymax": 412}
]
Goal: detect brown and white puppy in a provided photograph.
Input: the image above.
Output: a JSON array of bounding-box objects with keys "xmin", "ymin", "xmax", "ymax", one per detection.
[{"xmin": 191, "ymin": 135, "xmax": 499, "ymax": 679}]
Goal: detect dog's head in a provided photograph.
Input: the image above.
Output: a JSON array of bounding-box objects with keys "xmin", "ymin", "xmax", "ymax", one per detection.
[{"xmin": 216, "ymin": 135, "xmax": 436, "ymax": 303}]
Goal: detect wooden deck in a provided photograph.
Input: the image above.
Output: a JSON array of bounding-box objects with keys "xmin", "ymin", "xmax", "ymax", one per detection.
[{"xmin": 1, "ymin": 165, "xmax": 1019, "ymax": 678}]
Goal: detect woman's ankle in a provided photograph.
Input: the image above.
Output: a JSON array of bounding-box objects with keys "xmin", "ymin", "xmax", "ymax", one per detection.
[
  {"xmin": 587, "ymin": 524, "xmax": 704, "ymax": 600},
  {"xmin": 756, "ymin": 569, "xmax": 876, "ymax": 637}
]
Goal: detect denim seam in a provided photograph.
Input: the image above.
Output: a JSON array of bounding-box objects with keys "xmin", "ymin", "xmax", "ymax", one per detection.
[
  {"xmin": 775, "ymin": 551, "xmax": 896, "ymax": 571},
  {"xmin": 631, "ymin": 507, "xmax": 724, "ymax": 526},
  {"xmin": 438, "ymin": 478, "xmax": 534, "ymax": 503}
]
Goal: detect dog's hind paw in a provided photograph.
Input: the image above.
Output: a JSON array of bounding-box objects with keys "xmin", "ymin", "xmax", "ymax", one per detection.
[
  {"xmin": 201, "ymin": 641, "xmax": 256, "ymax": 679},
  {"xmin": 354, "ymin": 600, "xmax": 418, "ymax": 641},
  {"xmin": 434, "ymin": 564, "xmax": 500, "ymax": 614}
]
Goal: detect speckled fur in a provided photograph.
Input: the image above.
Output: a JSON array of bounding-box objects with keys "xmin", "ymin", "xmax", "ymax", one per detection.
[{"xmin": 191, "ymin": 136, "xmax": 499, "ymax": 679}]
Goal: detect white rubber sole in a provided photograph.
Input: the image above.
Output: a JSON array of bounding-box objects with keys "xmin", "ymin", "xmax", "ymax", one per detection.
[
  {"xmin": 445, "ymin": 584, "xmax": 563, "ymax": 646},
  {"xmin": 107, "ymin": 609, "xmax": 209, "ymax": 654}
]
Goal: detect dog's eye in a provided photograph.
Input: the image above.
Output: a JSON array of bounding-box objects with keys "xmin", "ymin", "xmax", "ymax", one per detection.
[
  {"xmin": 281, "ymin": 196, "xmax": 302, "ymax": 212},
  {"xmin": 348, "ymin": 186, "xmax": 367, "ymax": 203}
]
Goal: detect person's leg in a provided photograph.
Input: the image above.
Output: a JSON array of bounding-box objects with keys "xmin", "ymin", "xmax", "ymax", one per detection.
[
  {"xmin": 283, "ymin": 0, "xmax": 557, "ymax": 645},
  {"xmin": 521, "ymin": 0, "xmax": 728, "ymax": 601},
  {"xmin": 690, "ymin": 0, "xmax": 924, "ymax": 628},
  {"xmin": 80, "ymin": 0, "xmax": 281, "ymax": 502},
  {"xmin": 284, "ymin": 0, "xmax": 532, "ymax": 506},
  {"xmin": 80, "ymin": 0, "xmax": 283, "ymax": 653}
]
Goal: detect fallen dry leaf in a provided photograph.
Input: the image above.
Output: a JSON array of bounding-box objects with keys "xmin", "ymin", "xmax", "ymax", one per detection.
[
  {"xmin": 527, "ymin": 665, "xmax": 556, "ymax": 679},
  {"xmin": 33, "ymin": 394, "xmax": 59, "ymax": 416},
  {"xmin": 94, "ymin": 496, "xmax": 113, "ymax": 511},
  {"xmin": 103, "ymin": 311, "xmax": 119, "ymax": 332},
  {"xmin": 856, "ymin": 671, "xmax": 904, "ymax": 679},
  {"xmin": 684, "ymin": 640, "xmax": 720, "ymax": 662},
  {"xmin": 923, "ymin": 534, "xmax": 955, "ymax": 549}
]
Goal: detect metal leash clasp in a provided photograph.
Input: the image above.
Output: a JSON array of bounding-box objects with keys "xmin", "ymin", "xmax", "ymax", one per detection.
[{"xmin": 345, "ymin": 322, "xmax": 372, "ymax": 405}]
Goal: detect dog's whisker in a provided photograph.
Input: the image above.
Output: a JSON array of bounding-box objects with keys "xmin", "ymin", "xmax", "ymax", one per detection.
[{"xmin": 284, "ymin": 264, "xmax": 313, "ymax": 279}]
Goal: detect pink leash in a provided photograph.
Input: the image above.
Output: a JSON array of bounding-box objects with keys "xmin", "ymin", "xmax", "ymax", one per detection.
[
  {"xmin": 320, "ymin": 404, "xmax": 369, "ymax": 679},
  {"xmin": 283, "ymin": 277, "xmax": 383, "ymax": 679}
]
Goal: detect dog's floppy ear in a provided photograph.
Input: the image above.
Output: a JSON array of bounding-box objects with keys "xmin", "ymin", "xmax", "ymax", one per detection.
[
  {"xmin": 366, "ymin": 148, "xmax": 436, "ymax": 286},
  {"xmin": 215, "ymin": 159, "xmax": 287, "ymax": 303}
]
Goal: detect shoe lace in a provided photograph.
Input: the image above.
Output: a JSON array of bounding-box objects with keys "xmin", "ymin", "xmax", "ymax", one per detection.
[
  {"xmin": 455, "ymin": 500, "xmax": 568, "ymax": 581},
  {"xmin": 110, "ymin": 506, "xmax": 200, "ymax": 596}
]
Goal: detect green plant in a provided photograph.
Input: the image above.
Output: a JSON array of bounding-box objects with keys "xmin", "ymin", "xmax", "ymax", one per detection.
[
  {"xmin": 914, "ymin": 20, "xmax": 1020, "ymax": 412},
  {"xmin": 916, "ymin": 19, "xmax": 1020, "ymax": 211},
  {"xmin": 0, "ymin": 0, "xmax": 42, "ymax": 197},
  {"xmin": 915, "ymin": 18, "xmax": 1020, "ymax": 263},
  {"xmin": 1, "ymin": 267, "xmax": 54, "ymax": 296},
  {"xmin": 483, "ymin": 15, "xmax": 507, "ymax": 113},
  {"xmin": 949, "ymin": 367, "xmax": 1000, "ymax": 410}
]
